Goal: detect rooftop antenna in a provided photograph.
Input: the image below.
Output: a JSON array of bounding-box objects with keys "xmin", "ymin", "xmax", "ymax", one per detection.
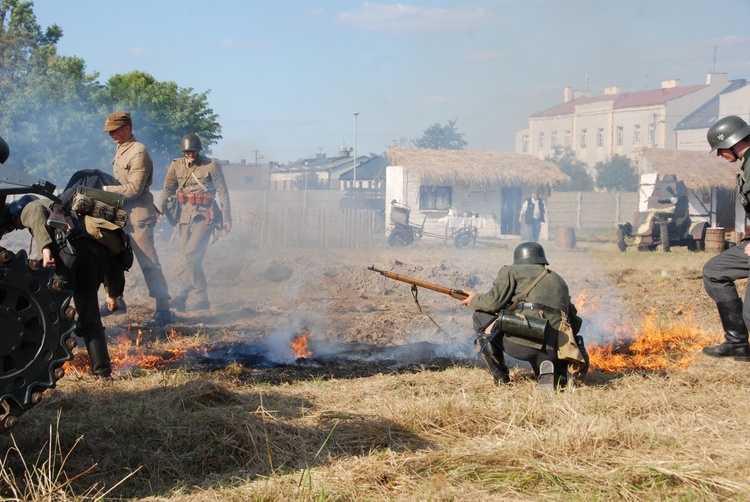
[{"xmin": 713, "ymin": 45, "xmax": 717, "ymax": 73}]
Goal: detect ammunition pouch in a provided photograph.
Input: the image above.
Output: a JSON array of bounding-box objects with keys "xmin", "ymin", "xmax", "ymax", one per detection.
[{"xmin": 176, "ymin": 191, "xmax": 213, "ymax": 206}]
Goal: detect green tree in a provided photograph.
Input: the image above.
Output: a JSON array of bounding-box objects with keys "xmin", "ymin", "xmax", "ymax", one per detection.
[
  {"xmin": 414, "ymin": 119, "xmax": 467, "ymax": 150},
  {"xmin": 294, "ymin": 171, "xmax": 327, "ymax": 190},
  {"xmin": 0, "ymin": 0, "xmax": 105, "ymax": 186},
  {"xmin": 100, "ymin": 71, "xmax": 222, "ymax": 182},
  {"xmin": 545, "ymin": 146, "xmax": 595, "ymax": 191},
  {"xmin": 594, "ymin": 154, "xmax": 638, "ymax": 191}
]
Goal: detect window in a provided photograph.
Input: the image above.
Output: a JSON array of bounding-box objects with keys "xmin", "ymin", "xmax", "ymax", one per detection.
[
  {"xmin": 419, "ymin": 186, "xmax": 452, "ymax": 210},
  {"xmin": 648, "ymin": 123, "xmax": 655, "ymax": 145},
  {"xmin": 551, "ymin": 131, "xmax": 558, "ymax": 147},
  {"xmin": 522, "ymin": 135, "xmax": 529, "ymax": 153},
  {"xmin": 580, "ymin": 128, "xmax": 587, "ymax": 148},
  {"xmin": 634, "ymin": 125, "xmax": 641, "ymax": 144},
  {"xmin": 538, "ymin": 132, "xmax": 544, "ymax": 149},
  {"xmin": 597, "ymin": 128, "xmax": 604, "ymax": 147},
  {"xmin": 616, "ymin": 126, "xmax": 623, "ymax": 146},
  {"xmin": 244, "ymin": 175, "xmax": 254, "ymax": 185},
  {"xmin": 565, "ymin": 130, "xmax": 571, "ymax": 146}
]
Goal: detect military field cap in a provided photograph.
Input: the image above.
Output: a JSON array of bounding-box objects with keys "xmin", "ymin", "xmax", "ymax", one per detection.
[{"xmin": 102, "ymin": 111, "xmax": 132, "ymax": 132}]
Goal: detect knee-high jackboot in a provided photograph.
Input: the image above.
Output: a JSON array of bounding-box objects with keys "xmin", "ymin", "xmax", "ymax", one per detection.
[
  {"xmin": 475, "ymin": 336, "xmax": 510, "ymax": 384},
  {"xmin": 703, "ymin": 299, "xmax": 750, "ymax": 362},
  {"xmin": 84, "ymin": 333, "xmax": 112, "ymax": 377}
]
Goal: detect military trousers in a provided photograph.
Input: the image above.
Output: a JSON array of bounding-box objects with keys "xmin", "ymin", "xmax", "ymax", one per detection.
[
  {"xmin": 126, "ymin": 217, "xmax": 170, "ymax": 309},
  {"xmin": 175, "ymin": 215, "xmax": 212, "ymax": 302},
  {"xmin": 703, "ymin": 242, "xmax": 750, "ymax": 329},
  {"xmin": 57, "ymin": 235, "xmax": 112, "ymax": 376}
]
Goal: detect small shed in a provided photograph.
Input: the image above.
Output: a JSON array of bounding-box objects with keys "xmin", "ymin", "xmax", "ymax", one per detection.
[
  {"xmin": 637, "ymin": 148, "xmax": 739, "ymax": 231},
  {"xmin": 386, "ymin": 148, "xmax": 569, "ymax": 238}
]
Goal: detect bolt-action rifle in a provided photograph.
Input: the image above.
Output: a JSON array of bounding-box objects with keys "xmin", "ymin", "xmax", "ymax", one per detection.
[{"xmin": 367, "ymin": 265, "xmax": 469, "ymax": 301}]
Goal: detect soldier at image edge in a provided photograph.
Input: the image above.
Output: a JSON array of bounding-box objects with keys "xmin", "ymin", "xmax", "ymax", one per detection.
[{"xmin": 702, "ymin": 115, "xmax": 750, "ymax": 361}]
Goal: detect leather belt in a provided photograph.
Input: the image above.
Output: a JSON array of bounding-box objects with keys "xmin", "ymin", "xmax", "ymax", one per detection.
[{"xmin": 514, "ymin": 302, "xmax": 564, "ymax": 317}]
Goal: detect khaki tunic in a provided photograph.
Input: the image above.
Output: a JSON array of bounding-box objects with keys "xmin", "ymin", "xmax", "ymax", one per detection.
[
  {"xmin": 105, "ymin": 135, "xmax": 169, "ymax": 305},
  {"xmin": 158, "ymin": 154, "xmax": 231, "ymax": 302},
  {"xmin": 158, "ymin": 155, "xmax": 232, "ymax": 224}
]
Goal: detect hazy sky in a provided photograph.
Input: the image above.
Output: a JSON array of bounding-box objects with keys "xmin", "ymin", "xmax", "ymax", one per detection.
[{"xmin": 33, "ymin": 0, "xmax": 750, "ymax": 164}]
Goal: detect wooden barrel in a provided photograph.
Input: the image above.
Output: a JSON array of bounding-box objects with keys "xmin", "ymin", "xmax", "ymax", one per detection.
[
  {"xmin": 555, "ymin": 227, "xmax": 576, "ymax": 249},
  {"xmin": 705, "ymin": 227, "xmax": 725, "ymax": 254}
]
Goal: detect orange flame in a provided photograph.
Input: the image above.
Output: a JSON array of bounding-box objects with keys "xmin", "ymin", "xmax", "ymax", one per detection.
[
  {"xmin": 290, "ymin": 333, "xmax": 313, "ymax": 359},
  {"xmin": 64, "ymin": 328, "xmax": 198, "ymax": 374},
  {"xmin": 587, "ymin": 309, "xmax": 714, "ymax": 372}
]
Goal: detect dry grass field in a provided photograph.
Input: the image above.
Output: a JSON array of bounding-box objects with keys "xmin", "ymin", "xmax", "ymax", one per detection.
[{"xmin": 2, "ymin": 232, "xmax": 749, "ymax": 501}]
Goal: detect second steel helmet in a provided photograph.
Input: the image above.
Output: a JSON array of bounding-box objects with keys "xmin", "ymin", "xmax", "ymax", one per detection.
[
  {"xmin": 180, "ymin": 133, "xmax": 202, "ymax": 152},
  {"xmin": 0, "ymin": 135, "xmax": 9, "ymax": 164},
  {"xmin": 707, "ymin": 115, "xmax": 750, "ymax": 152},
  {"xmin": 513, "ymin": 242, "xmax": 548, "ymax": 265},
  {"xmin": 8, "ymin": 195, "xmax": 38, "ymax": 218}
]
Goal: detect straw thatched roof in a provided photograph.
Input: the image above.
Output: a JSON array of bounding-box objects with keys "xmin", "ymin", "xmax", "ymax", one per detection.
[
  {"xmin": 637, "ymin": 148, "xmax": 736, "ymax": 191},
  {"xmin": 387, "ymin": 147, "xmax": 569, "ymax": 186}
]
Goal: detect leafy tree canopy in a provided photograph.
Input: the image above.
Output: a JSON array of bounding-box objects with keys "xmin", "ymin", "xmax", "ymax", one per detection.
[
  {"xmin": 100, "ymin": 71, "xmax": 222, "ymax": 181},
  {"xmin": 594, "ymin": 154, "xmax": 639, "ymax": 191},
  {"xmin": 0, "ymin": 0, "xmax": 222, "ymax": 187},
  {"xmin": 414, "ymin": 119, "xmax": 467, "ymax": 150},
  {"xmin": 545, "ymin": 146, "xmax": 595, "ymax": 191}
]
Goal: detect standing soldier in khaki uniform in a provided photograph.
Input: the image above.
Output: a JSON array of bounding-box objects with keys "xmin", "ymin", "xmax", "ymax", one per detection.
[
  {"xmin": 101, "ymin": 111, "xmax": 173, "ymax": 326},
  {"xmin": 158, "ymin": 134, "xmax": 231, "ymax": 311}
]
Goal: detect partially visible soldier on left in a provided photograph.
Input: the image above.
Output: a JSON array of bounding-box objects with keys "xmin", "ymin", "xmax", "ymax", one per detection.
[
  {"xmin": 0, "ymin": 136, "xmax": 124, "ymax": 378},
  {"xmin": 158, "ymin": 133, "xmax": 232, "ymax": 312}
]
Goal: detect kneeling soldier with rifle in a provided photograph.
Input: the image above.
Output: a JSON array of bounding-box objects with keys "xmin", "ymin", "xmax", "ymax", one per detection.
[
  {"xmin": 461, "ymin": 242, "xmax": 587, "ymax": 390},
  {"xmin": 368, "ymin": 241, "xmax": 588, "ymax": 391}
]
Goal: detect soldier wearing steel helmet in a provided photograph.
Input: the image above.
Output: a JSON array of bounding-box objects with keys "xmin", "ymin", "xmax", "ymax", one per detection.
[
  {"xmin": 158, "ymin": 133, "xmax": 232, "ymax": 312},
  {"xmin": 460, "ymin": 242, "xmax": 587, "ymax": 391},
  {"xmin": 702, "ymin": 115, "xmax": 750, "ymax": 362}
]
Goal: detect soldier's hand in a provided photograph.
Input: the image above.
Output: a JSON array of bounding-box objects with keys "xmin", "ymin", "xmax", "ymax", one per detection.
[
  {"xmin": 42, "ymin": 248, "xmax": 55, "ymax": 267},
  {"xmin": 461, "ymin": 291, "xmax": 476, "ymax": 307},
  {"xmin": 223, "ymin": 221, "xmax": 232, "ymax": 233}
]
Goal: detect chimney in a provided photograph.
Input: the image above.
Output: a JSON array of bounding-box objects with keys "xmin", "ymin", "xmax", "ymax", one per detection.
[
  {"xmin": 661, "ymin": 79, "xmax": 679, "ymax": 89},
  {"xmin": 563, "ymin": 86, "xmax": 573, "ymax": 103},
  {"xmin": 604, "ymin": 86, "xmax": 622, "ymax": 95}
]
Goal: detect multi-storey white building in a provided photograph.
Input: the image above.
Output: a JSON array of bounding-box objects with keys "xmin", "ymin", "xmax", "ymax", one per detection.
[{"xmin": 516, "ymin": 72, "xmax": 737, "ymax": 166}]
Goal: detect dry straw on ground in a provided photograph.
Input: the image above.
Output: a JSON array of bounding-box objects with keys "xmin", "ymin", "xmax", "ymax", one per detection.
[{"xmin": 2, "ymin": 241, "xmax": 749, "ymax": 500}]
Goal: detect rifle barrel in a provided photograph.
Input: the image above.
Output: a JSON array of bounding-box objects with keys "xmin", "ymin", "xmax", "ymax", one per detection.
[{"xmin": 367, "ymin": 266, "xmax": 469, "ymax": 300}]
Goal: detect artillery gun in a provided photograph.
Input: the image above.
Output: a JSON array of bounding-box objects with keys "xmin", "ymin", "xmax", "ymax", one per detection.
[
  {"xmin": 617, "ymin": 174, "xmax": 707, "ymax": 252},
  {"xmin": 0, "ymin": 162, "xmax": 77, "ymax": 430}
]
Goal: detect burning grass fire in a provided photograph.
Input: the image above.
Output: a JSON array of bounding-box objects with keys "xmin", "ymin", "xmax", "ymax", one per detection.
[{"xmin": 576, "ymin": 291, "xmax": 714, "ymax": 372}]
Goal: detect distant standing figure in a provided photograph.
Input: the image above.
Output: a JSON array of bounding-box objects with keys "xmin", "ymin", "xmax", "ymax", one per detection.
[
  {"xmin": 518, "ymin": 192, "xmax": 549, "ymax": 242},
  {"xmin": 158, "ymin": 134, "xmax": 232, "ymax": 312},
  {"xmin": 101, "ymin": 111, "xmax": 173, "ymax": 327}
]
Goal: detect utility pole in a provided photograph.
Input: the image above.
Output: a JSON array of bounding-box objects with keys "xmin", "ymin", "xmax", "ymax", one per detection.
[{"xmin": 353, "ymin": 112, "xmax": 359, "ymax": 189}]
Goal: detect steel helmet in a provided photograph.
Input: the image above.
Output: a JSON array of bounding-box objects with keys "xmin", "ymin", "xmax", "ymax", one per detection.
[
  {"xmin": 513, "ymin": 242, "xmax": 548, "ymax": 265},
  {"xmin": 0, "ymin": 135, "xmax": 8, "ymax": 164},
  {"xmin": 180, "ymin": 133, "xmax": 202, "ymax": 152},
  {"xmin": 8, "ymin": 195, "xmax": 38, "ymax": 218},
  {"xmin": 707, "ymin": 115, "xmax": 750, "ymax": 152}
]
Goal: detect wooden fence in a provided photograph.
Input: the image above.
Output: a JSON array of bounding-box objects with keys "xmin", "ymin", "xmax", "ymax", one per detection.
[
  {"xmin": 233, "ymin": 207, "xmax": 384, "ymax": 249},
  {"xmin": 219, "ymin": 190, "xmax": 639, "ymax": 249}
]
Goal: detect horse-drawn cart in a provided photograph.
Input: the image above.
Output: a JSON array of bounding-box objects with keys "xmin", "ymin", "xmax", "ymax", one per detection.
[{"xmin": 387, "ymin": 201, "xmax": 505, "ymax": 249}]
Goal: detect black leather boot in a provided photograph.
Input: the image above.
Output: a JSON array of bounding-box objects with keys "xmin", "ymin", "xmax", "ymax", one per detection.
[
  {"xmin": 475, "ymin": 336, "xmax": 510, "ymax": 384},
  {"xmin": 84, "ymin": 333, "xmax": 112, "ymax": 377},
  {"xmin": 703, "ymin": 299, "xmax": 750, "ymax": 362}
]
